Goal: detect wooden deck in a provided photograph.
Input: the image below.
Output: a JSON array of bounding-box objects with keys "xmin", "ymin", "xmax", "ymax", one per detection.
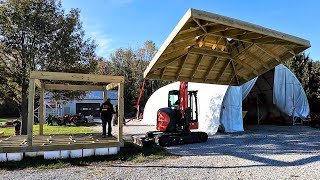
[{"xmin": 0, "ymin": 133, "xmax": 121, "ymax": 153}]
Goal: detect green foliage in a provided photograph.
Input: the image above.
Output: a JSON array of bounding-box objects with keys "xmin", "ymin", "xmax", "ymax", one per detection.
[
  {"xmin": 104, "ymin": 41, "xmax": 170, "ymax": 113},
  {"xmin": 0, "ymin": 124, "xmax": 96, "ymax": 136},
  {"xmin": 0, "ymin": 0, "xmax": 99, "ymax": 132}
]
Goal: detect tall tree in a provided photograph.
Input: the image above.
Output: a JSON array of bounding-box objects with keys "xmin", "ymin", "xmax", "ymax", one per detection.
[
  {"xmin": 0, "ymin": 0, "xmax": 98, "ymax": 134},
  {"xmin": 104, "ymin": 41, "xmax": 170, "ymax": 114}
]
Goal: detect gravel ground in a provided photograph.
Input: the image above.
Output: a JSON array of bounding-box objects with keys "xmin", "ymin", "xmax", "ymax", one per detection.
[{"xmin": 2, "ymin": 123, "xmax": 320, "ymax": 180}]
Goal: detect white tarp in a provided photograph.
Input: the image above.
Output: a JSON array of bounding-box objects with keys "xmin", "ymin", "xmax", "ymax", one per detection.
[
  {"xmin": 142, "ymin": 82, "xmax": 228, "ymax": 135},
  {"xmin": 142, "ymin": 64, "xmax": 310, "ymax": 134},
  {"xmin": 273, "ymin": 64, "xmax": 309, "ymax": 118}
]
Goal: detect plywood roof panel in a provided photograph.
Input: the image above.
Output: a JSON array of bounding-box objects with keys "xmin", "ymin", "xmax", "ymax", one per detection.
[{"xmin": 144, "ymin": 8, "xmax": 311, "ymax": 85}]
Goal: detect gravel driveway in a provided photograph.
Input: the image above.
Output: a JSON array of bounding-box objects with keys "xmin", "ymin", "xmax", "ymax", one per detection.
[{"xmin": 2, "ymin": 123, "xmax": 320, "ymax": 180}]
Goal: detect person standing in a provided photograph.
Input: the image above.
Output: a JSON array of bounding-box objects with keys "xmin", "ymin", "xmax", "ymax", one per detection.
[{"xmin": 100, "ymin": 98, "xmax": 115, "ymax": 138}]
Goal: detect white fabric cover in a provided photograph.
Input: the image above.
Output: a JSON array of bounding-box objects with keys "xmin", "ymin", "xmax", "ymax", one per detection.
[
  {"xmin": 142, "ymin": 82, "xmax": 228, "ymax": 135},
  {"xmin": 142, "ymin": 64, "xmax": 310, "ymax": 134},
  {"xmin": 273, "ymin": 64, "xmax": 310, "ymax": 118}
]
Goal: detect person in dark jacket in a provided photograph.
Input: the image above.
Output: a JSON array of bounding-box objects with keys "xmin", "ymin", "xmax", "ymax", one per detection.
[{"xmin": 100, "ymin": 98, "xmax": 115, "ymax": 137}]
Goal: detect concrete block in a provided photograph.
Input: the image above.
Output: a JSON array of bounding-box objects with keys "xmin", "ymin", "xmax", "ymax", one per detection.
[
  {"xmin": 60, "ymin": 150, "xmax": 70, "ymax": 159},
  {"xmin": 83, "ymin": 149, "xmax": 94, "ymax": 157},
  {"xmin": 7, "ymin": 153, "xmax": 23, "ymax": 161},
  {"xmin": 25, "ymin": 152, "xmax": 37, "ymax": 157},
  {"xmin": 70, "ymin": 149, "xmax": 82, "ymax": 158},
  {"xmin": 36, "ymin": 151, "xmax": 44, "ymax": 157},
  {"xmin": 109, "ymin": 147, "xmax": 118, "ymax": 155},
  {"xmin": 0, "ymin": 153, "xmax": 7, "ymax": 162},
  {"xmin": 44, "ymin": 151, "xmax": 61, "ymax": 159},
  {"xmin": 95, "ymin": 148, "xmax": 109, "ymax": 156}
]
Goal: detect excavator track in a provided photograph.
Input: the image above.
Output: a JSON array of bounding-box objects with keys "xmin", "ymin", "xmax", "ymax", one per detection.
[{"xmin": 132, "ymin": 131, "xmax": 208, "ymax": 147}]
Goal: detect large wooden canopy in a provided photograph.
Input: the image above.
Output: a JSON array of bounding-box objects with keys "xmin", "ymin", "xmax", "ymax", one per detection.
[{"xmin": 144, "ymin": 8, "xmax": 311, "ymax": 85}]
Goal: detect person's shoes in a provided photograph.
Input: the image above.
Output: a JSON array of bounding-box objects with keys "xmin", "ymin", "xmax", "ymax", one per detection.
[
  {"xmin": 107, "ymin": 134, "xmax": 113, "ymax": 137},
  {"xmin": 102, "ymin": 135, "xmax": 106, "ymax": 138}
]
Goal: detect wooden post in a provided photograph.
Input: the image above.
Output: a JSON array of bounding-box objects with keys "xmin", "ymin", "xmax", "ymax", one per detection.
[
  {"xmin": 103, "ymin": 86, "xmax": 108, "ymax": 102},
  {"xmin": 39, "ymin": 83, "xmax": 44, "ymax": 135},
  {"xmin": 117, "ymin": 83, "xmax": 124, "ymax": 143},
  {"xmin": 27, "ymin": 79, "xmax": 35, "ymax": 146}
]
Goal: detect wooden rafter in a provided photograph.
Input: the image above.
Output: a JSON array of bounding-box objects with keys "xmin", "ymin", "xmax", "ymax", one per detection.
[
  {"xmin": 232, "ymin": 56, "xmax": 259, "ymax": 75},
  {"xmin": 45, "ymin": 84, "xmax": 104, "ymax": 91},
  {"xmin": 30, "ymin": 71, "xmax": 124, "ymax": 83},
  {"xmin": 151, "ymin": 54, "xmax": 187, "ymax": 73},
  {"xmin": 189, "ymin": 47, "xmax": 231, "ymax": 58},
  {"xmin": 160, "ymin": 67, "xmax": 166, "ymax": 79},
  {"xmin": 255, "ymin": 44, "xmax": 281, "ymax": 62},
  {"xmin": 230, "ymin": 60, "xmax": 239, "ymax": 85},
  {"xmin": 193, "ymin": 18, "xmax": 207, "ymax": 33},
  {"xmin": 176, "ymin": 54, "xmax": 189, "ymax": 80},
  {"xmin": 191, "ymin": 55, "xmax": 204, "ymax": 81},
  {"xmin": 217, "ymin": 60, "xmax": 231, "ymax": 84},
  {"xmin": 204, "ymin": 57, "xmax": 219, "ymax": 82}
]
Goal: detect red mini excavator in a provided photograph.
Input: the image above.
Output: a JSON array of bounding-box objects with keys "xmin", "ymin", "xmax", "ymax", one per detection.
[{"xmin": 132, "ymin": 82, "xmax": 208, "ymax": 147}]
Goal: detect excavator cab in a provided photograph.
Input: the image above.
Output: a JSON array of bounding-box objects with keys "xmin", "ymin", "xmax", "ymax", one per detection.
[{"xmin": 132, "ymin": 82, "xmax": 207, "ymax": 147}]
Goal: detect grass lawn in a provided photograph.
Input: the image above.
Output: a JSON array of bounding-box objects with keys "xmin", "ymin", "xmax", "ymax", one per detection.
[
  {"xmin": 0, "ymin": 142, "xmax": 174, "ymax": 170},
  {"xmin": 0, "ymin": 124, "xmax": 97, "ymax": 136}
]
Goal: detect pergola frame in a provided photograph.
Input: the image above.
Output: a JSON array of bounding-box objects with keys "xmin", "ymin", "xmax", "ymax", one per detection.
[{"xmin": 27, "ymin": 71, "xmax": 125, "ymax": 147}]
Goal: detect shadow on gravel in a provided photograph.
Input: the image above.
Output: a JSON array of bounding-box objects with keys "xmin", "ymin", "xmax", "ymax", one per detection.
[
  {"xmin": 0, "ymin": 142, "xmax": 173, "ymax": 171},
  {"xmin": 164, "ymin": 125, "xmax": 320, "ymax": 168}
]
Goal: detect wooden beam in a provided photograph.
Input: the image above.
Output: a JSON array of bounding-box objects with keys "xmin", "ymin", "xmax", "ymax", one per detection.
[
  {"xmin": 27, "ymin": 79, "xmax": 35, "ymax": 146},
  {"xmin": 149, "ymin": 54, "xmax": 187, "ymax": 74},
  {"xmin": 191, "ymin": 55, "xmax": 204, "ymax": 81},
  {"xmin": 39, "ymin": 83, "xmax": 45, "ymax": 135},
  {"xmin": 255, "ymin": 44, "xmax": 281, "ymax": 62},
  {"xmin": 176, "ymin": 54, "xmax": 189, "ymax": 80},
  {"xmin": 30, "ymin": 71, "xmax": 125, "ymax": 83},
  {"xmin": 117, "ymin": 83, "xmax": 124, "ymax": 143},
  {"xmin": 44, "ymin": 84, "xmax": 104, "ymax": 91},
  {"xmin": 232, "ymin": 56, "xmax": 259, "ymax": 75},
  {"xmin": 217, "ymin": 60, "xmax": 231, "ymax": 84},
  {"xmin": 190, "ymin": 8, "xmax": 310, "ymax": 47},
  {"xmin": 230, "ymin": 60, "xmax": 239, "ymax": 85},
  {"xmin": 160, "ymin": 67, "xmax": 166, "ymax": 79},
  {"xmin": 204, "ymin": 57, "xmax": 219, "ymax": 82},
  {"xmin": 106, "ymin": 83, "xmax": 118, "ymax": 91},
  {"xmin": 34, "ymin": 79, "xmax": 42, "ymax": 88},
  {"xmin": 192, "ymin": 18, "xmax": 207, "ymax": 33},
  {"xmin": 189, "ymin": 47, "xmax": 231, "ymax": 59}
]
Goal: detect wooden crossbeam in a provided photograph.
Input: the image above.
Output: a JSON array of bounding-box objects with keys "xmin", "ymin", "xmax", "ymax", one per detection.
[
  {"xmin": 236, "ymin": 33, "xmax": 265, "ymax": 41},
  {"xmin": 217, "ymin": 60, "xmax": 231, "ymax": 84},
  {"xmin": 45, "ymin": 84, "xmax": 104, "ymax": 91},
  {"xmin": 189, "ymin": 47, "xmax": 231, "ymax": 59},
  {"xmin": 151, "ymin": 54, "xmax": 187, "ymax": 73},
  {"xmin": 255, "ymin": 44, "xmax": 281, "ymax": 62},
  {"xmin": 30, "ymin": 71, "xmax": 124, "ymax": 83},
  {"xmin": 193, "ymin": 18, "xmax": 207, "ymax": 33},
  {"xmin": 282, "ymin": 46, "xmax": 296, "ymax": 56},
  {"xmin": 176, "ymin": 54, "xmax": 189, "ymax": 80},
  {"xmin": 230, "ymin": 60, "xmax": 239, "ymax": 85},
  {"xmin": 160, "ymin": 67, "xmax": 166, "ymax": 79},
  {"xmin": 204, "ymin": 57, "xmax": 219, "ymax": 82},
  {"xmin": 191, "ymin": 55, "xmax": 204, "ymax": 81},
  {"xmin": 232, "ymin": 56, "xmax": 259, "ymax": 75}
]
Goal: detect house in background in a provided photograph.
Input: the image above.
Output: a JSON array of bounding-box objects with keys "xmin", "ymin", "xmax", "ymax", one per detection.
[{"xmin": 44, "ymin": 90, "xmax": 118, "ymax": 118}]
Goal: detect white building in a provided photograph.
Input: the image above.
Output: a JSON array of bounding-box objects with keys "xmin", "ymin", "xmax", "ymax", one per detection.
[{"xmin": 44, "ymin": 90, "xmax": 118, "ymax": 118}]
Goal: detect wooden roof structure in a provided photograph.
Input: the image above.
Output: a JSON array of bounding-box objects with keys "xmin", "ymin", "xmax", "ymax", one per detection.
[{"xmin": 144, "ymin": 8, "xmax": 311, "ymax": 85}]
